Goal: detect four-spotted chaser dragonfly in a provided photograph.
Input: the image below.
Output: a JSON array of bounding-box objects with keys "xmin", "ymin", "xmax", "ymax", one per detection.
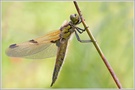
[{"xmin": 6, "ymin": 14, "xmax": 92, "ymax": 86}]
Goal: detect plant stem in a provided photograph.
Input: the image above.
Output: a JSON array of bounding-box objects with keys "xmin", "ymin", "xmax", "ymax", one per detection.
[{"xmin": 73, "ymin": 1, "xmax": 122, "ymax": 89}]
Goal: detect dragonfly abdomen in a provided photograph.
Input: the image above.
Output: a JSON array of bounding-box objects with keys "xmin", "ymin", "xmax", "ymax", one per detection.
[{"xmin": 51, "ymin": 41, "xmax": 68, "ymax": 86}]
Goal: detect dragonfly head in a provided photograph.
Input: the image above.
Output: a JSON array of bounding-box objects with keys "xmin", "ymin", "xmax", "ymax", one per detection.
[{"xmin": 70, "ymin": 14, "xmax": 81, "ymax": 25}]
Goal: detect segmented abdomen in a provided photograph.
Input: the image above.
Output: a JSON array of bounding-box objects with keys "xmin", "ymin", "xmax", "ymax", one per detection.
[{"xmin": 51, "ymin": 40, "xmax": 68, "ymax": 86}]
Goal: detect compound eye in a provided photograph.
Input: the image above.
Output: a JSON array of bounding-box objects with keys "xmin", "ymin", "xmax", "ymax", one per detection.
[{"xmin": 70, "ymin": 14, "xmax": 80, "ymax": 25}]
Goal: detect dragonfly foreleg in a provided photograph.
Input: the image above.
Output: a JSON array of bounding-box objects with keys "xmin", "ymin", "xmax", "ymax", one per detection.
[
  {"xmin": 75, "ymin": 27, "xmax": 85, "ymax": 33},
  {"xmin": 75, "ymin": 31, "xmax": 92, "ymax": 43},
  {"xmin": 75, "ymin": 26, "xmax": 89, "ymax": 34}
]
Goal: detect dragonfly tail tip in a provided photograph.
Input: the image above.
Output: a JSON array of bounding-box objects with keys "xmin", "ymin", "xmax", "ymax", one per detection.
[{"xmin": 50, "ymin": 82, "xmax": 54, "ymax": 87}]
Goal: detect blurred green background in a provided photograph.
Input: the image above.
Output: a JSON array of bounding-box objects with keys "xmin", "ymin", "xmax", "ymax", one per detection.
[{"xmin": 2, "ymin": 2, "xmax": 133, "ymax": 88}]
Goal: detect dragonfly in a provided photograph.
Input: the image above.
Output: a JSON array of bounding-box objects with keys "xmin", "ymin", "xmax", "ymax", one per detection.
[{"xmin": 6, "ymin": 14, "xmax": 92, "ymax": 87}]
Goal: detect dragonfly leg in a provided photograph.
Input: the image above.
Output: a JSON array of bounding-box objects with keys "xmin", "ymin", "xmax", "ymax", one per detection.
[
  {"xmin": 75, "ymin": 26, "xmax": 89, "ymax": 34},
  {"xmin": 75, "ymin": 31, "xmax": 93, "ymax": 43},
  {"xmin": 75, "ymin": 27, "xmax": 85, "ymax": 34}
]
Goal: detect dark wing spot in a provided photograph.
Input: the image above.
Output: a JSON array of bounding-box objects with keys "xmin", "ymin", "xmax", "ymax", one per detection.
[
  {"xmin": 50, "ymin": 40, "xmax": 56, "ymax": 43},
  {"xmin": 9, "ymin": 44, "xmax": 18, "ymax": 48},
  {"xmin": 29, "ymin": 39, "xmax": 38, "ymax": 43}
]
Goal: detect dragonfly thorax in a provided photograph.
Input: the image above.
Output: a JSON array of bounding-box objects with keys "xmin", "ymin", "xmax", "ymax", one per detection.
[
  {"xmin": 59, "ymin": 14, "xmax": 81, "ymax": 43},
  {"xmin": 60, "ymin": 23, "xmax": 74, "ymax": 43}
]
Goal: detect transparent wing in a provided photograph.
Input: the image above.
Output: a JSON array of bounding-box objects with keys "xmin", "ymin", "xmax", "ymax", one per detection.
[
  {"xmin": 24, "ymin": 43, "xmax": 58, "ymax": 59},
  {"xmin": 6, "ymin": 30, "xmax": 60, "ymax": 59}
]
